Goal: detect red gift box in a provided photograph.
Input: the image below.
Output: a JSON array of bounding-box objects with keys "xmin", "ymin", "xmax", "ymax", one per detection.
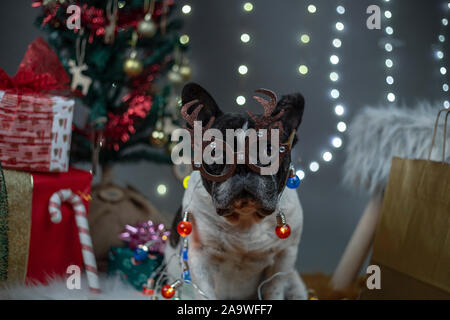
[
  {"xmin": 0, "ymin": 37, "xmax": 74, "ymax": 173},
  {"xmin": 2, "ymin": 167, "xmax": 92, "ymax": 285}
]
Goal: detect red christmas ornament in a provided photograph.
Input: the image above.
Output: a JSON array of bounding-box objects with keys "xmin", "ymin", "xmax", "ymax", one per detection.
[
  {"xmin": 177, "ymin": 221, "xmax": 192, "ymax": 237},
  {"xmin": 275, "ymin": 211, "xmax": 291, "ymax": 239},
  {"xmin": 177, "ymin": 211, "xmax": 192, "ymax": 237},
  {"xmin": 275, "ymin": 224, "xmax": 291, "ymax": 239},
  {"xmin": 161, "ymin": 284, "xmax": 175, "ymax": 299}
]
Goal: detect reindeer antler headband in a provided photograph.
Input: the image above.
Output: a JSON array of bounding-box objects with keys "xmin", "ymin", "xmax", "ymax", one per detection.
[
  {"xmin": 181, "ymin": 89, "xmax": 284, "ymax": 136},
  {"xmin": 247, "ymin": 89, "xmax": 285, "ymax": 137},
  {"xmin": 180, "ymin": 89, "xmax": 295, "ymax": 182},
  {"xmin": 180, "ymin": 99, "xmax": 215, "ymax": 135}
]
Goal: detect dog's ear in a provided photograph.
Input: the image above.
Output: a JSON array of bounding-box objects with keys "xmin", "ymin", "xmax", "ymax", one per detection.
[
  {"xmin": 274, "ymin": 93, "xmax": 305, "ymax": 141},
  {"xmin": 182, "ymin": 83, "xmax": 223, "ymax": 125}
]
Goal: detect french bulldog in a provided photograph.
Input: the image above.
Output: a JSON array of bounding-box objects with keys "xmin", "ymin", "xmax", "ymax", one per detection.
[{"xmin": 165, "ymin": 83, "xmax": 307, "ymax": 300}]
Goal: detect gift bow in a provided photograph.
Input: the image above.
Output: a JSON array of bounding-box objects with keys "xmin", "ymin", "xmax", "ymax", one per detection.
[
  {"xmin": 0, "ymin": 37, "xmax": 70, "ymax": 93},
  {"xmin": 119, "ymin": 220, "xmax": 170, "ymax": 255}
]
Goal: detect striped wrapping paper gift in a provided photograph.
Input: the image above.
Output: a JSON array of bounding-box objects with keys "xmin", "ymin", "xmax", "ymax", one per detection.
[{"xmin": 0, "ymin": 90, "xmax": 74, "ymax": 173}]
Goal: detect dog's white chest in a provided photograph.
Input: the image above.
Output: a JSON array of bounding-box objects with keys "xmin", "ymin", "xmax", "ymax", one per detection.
[
  {"xmin": 166, "ymin": 172, "xmax": 304, "ymax": 299},
  {"xmin": 196, "ymin": 226, "xmax": 287, "ymax": 299}
]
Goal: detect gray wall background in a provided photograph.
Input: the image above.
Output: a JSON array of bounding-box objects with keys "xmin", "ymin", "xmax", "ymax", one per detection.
[{"xmin": 0, "ymin": 0, "xmax": 447, "ymax": 274}]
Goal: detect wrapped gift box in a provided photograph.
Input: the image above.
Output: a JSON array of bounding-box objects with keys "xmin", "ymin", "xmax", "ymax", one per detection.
[
  {"xmin": 0, "ymin": 92, "xmax": 74, "ymax": 173},
  {"xmin": 0, "ymin": 37, "xmax": 74, "ymax": 173},
  {"xmin": 107, "ymin": 246, "xmax": 164, "ymax": 291},
  {"xmin": 0, "ymin": 167, "xmax": 92, "ymax": 285}
]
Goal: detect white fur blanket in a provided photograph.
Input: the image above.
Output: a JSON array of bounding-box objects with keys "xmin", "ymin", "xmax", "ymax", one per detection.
[
  {"xmin": 0, "ymin": 275, "xmax": 148, "ymax": 300},
  {"xmin": 343, "ymin": 104, "xmax": 450, "ymax": 194},
  {"xmin": 0, "ymin": 274, "xmax": 197, "ymax": 300}
]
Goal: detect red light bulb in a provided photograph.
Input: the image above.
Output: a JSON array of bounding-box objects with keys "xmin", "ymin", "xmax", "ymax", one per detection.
[
  {"xmin": 177, "ymin": 221, "xmax": 192, "ymax": 237},
  {"xmin": 161, "ymin": 284, "xmax": 175, "ymax": 299},
  {"xmin": 275, "ymin": 224, "xmax": 291, "ymax": 239}
]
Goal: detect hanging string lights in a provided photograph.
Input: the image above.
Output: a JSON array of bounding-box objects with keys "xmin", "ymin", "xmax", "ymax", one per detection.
[
  {"xmin": 434, "ymin": 2, "xmax": 449, "ymax": 108},
  {"xmin": 180, "ymin": 2, "xmax": 191, "ymax": 45},
  {"xmin": 173, "ymin": 1, "xmax": 448, "ymax": 185},
  {"xmin": 302, "ymin": 2, "xmax": 348, "ymax": 178},
  {"xmin": 382, "ymin": 0, "xmax": 397, "ymax": 103},
  {"xmin": 381, "ymin": 0, "xmax": 449, "ymax": 107},
  {"xmin": 174, "ymin": 2, "xmax": 349, "ymax": 183},
  {"xmin": 232, "ymin": 2, "xmax": 348, "ymax": 180}
]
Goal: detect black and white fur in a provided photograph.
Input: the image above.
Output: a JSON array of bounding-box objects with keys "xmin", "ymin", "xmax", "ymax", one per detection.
[{"xmin": 166, "ymin": 83, "xmax": 307, "ymax": 300}]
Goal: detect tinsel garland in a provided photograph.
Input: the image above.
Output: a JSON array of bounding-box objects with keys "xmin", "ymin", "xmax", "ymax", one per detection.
[
  {"xmin": 33, "ymin": 0, "xmax": 175, "ymax": 44},
  {"xmin": 69, "ymin": 88, "xmax": 173, "ymax": 164},
  {"xmin": 0, "ymin": 161, "xmax": 8, "ymax": 281},
  {"xmin": 104, "ymin": 91, "xmax": 153, "ymax": 151}
]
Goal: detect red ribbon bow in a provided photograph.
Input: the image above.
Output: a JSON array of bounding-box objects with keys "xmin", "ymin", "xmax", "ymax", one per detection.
[{"xmin": 0, "ymin": 37, "xmax": 70, "ymax": 94}]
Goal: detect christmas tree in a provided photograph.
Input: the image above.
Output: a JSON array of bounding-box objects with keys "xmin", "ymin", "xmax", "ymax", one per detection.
[{"xmin": 34, "ymin": 0, "xmax": 191, "ymax": 173}]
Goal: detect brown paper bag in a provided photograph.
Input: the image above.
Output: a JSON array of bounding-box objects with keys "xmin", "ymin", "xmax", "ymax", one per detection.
[{"xmin": 361, "ymin": 109, "xmax": 450, "ymax": 300}]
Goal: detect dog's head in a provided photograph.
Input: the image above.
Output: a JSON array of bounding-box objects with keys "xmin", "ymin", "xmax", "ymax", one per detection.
[{"xmin": 182, "ymin": 83, "xmax": 305, "ymax": 223}]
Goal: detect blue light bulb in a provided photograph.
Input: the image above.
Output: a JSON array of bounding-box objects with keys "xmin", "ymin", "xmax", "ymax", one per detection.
[
  {"xmin": 183, "ymin": 270, "xmax": 191, "ymax": 283},
  {"xmin": 286, "ymin": 175, "xmax": 301, "ymax": 189},
  {"xmin": 133, "ymin": 247, "xmax": 148, "ymax": 261},
  {"xmin": 182, "ymin": 248, "xmax": 189, "ymax": 261}
]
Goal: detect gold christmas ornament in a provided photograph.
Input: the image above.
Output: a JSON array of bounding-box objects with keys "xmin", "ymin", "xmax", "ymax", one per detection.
[
  {"xmin": 178, "ymin": 64, "xmax": 192, "ymax": 81},
  {"xmin": 123, "ymin": 50, "xmax": 143, "ymax": 77},
  {"xmin": 149, "ymin": 129, "xmax": 168, "ymax": 147},
  {"xmin": 137, "ymin": 13, "xmax": 158, "ymax": 38},
  {"xmin": 167, "ymin": 65, "xmax": 183, "ymax": 85}
]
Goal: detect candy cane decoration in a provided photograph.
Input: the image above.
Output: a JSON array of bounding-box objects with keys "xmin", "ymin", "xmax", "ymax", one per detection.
[{"xmin": 49, "ymin": 189, "xmax": 100, "ymax": 294}]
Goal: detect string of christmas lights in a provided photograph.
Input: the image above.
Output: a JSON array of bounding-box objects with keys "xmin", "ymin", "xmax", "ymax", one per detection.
[
  {"xmin": 381, "ymin": 0, "xmax": 448, "ymax": 107},
  {"xmin": 145, "ymin": 176, "xmax": 295, "ymax": 300},
  {"xmin": 179, "ymin": 3, "xmax": 191, "ymax": 45},
  {"xmin": 148, "ymin": 214, "xmax": 297, "ymax": 299},
  {"xmin": 160, "ymin": 2, "xmax": 350, "ymax": 189},
  {"xmin": 434, "ymin": 2, "xmax": 449, "ymax": 108},
  {"xmin": 234, "ymin": 2, "xmax": 349, "ymax": 180},
  {"xmin": 235, "ymin": 2, "xmax": 253, "ymax": 106},
  {"xmin": 164, "ymin": 0, "xmax": 450, "ymax": 191},
  {"xmin": 152, "ymin": 3, "xmax": 193, "ymax": 197},
  {"xmin": 298, "ymin": 2, "xmax": 348, "ymax": 179},
  {"xmin": 382, "ymin": 0, "xmax": 397, "ymax": 104},
  {"xmin": 144, "ymin": 180, "xmax": 209, "ymax": 299}
]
